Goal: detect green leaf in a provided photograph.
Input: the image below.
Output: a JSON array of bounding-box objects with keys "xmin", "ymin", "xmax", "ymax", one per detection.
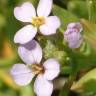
[
  {"xmin": 67, "ymin": 1, "xmax": 88, "ymax": 19},
  {"xmin": 86, "ymin": 0, "xmax": 96, "ymax": 23},
  {"xmin": 61, "ymin": 66, "xmax": 72, "ymax": 75},
  {"xmin": 20, "ymin": 85, "xmax": 35, "ymax": 96},
  {"xmin": 71, "ymin": 68, "xmax": 96, "ymax": 92},
  {"xmin": 0, "ymin": 14, "xmax": 6, "ymax": 28},
  {"xmin": 0, "ymin": 56, "xmax": 17, "ymax": 68},
  {"xmin": 6, "ymin": 8, "xmax": 22, "ymax": 43}
]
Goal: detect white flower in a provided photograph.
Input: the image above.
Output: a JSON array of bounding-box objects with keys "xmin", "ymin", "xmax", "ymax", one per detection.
[
  {"xmin": 14, "ymin": 0, "xmax": 61, "ymax": 44},
  {"xmin": 11, "ymin": 40, "xmax": 60, "ymax": 96}
]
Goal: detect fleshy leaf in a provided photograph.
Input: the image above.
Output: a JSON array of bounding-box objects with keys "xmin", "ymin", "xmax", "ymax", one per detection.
[{"xmin": 71, "ymin": 68, "xmax": 96, "ymax": 92}]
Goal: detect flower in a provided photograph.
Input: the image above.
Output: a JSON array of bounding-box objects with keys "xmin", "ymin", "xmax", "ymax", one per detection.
[
  {"xmin": 14, "ymin": 0, "xmax": 61, "ymax": 44},
  {"xmin": 11, "ymin": 40, "xmax": 60, "ymax": 96},
  {"xmin": 64, "ymin": 22, "xmax": 83, "ymax": 49}
]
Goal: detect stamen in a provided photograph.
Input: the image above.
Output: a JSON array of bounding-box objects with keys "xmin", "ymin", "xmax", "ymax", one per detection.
[
  {"xmin": 31, "ymin": 64, "xmax": 44, "ymax": 74},
  {"xmin": 32, "ymin": 17, "xmax": 45, "ymax": 27}
]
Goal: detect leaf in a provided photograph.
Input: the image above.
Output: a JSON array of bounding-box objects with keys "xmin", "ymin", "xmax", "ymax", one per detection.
[
  {"xmin": 20, "ymin": 85, "xmax": 35, "ymax": 96},
  {"xmin": 71, "ymin": 68, "xmax": 96, "ymax": 92},
  {"xmin": 0, "ymin": 56, "xmax": 17, "ymax": 68},
  {"xmin": 0, "ymin": 14, "xmax": 6, "ymax": 28},
  {"xmin": 6, "ymin": 8, "xmax": 22, "ymax": 43},
  {"xmin": 81, "ymin": 19, "xmax": 96, "ymax": 50},
  {"xmin": 0, "ymin": 70, "xmax": 19, "ymax": 90},
  {"xmin": 61, "ymin": 66, "xmax": 72, "ymax": 75},
  {"xmin": 67, "ymin": 1, "xmax": 88, "ymax": 19},
  {"xmin": 86, "ymin": 0, "xmax": 96, "ymax": 23}
]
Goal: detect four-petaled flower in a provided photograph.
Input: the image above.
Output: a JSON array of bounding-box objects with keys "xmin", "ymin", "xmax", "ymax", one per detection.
[
  {"xmin": 11, "ymin": 0, "xmax": 84, "ymax": 95},
  {"xmin": 64, "ymin": 22, "xmax": 83, "ymax": 49},
  {"xmin": 11, "ymin": 40, "xmax": 60, "ymax": 96},
  {"xmin": 14, "ymin": 0, "xmax": 61, "ymax": 44}
]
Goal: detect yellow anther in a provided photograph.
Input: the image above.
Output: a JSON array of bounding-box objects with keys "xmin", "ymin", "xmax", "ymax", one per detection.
[
  {"xmin": 31, "ymin": 64, "xmax": 44, "ymax": 74},
  {"xmin": 32, "ymin": 17, "xmax": 45, "ymax": 27}
]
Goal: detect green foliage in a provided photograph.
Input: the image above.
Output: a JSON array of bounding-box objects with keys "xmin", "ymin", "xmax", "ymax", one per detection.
[{"xmin": 53, "ymin": 5, "xmax": 79, "ymax": 31}]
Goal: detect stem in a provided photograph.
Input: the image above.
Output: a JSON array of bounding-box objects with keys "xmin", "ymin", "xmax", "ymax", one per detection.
[
  {"xmin": 59, "ymin": 74, "xmax": 76, "ymax": 96},
  {"xmin": 86, "ymin": 0, "xmax": 92, "ymax": 22}
]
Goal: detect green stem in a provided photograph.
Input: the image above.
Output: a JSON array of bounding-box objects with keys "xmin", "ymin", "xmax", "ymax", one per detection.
[
  {"xmin": 59, "ymin": 74, "xmax": 76, "ymax": 96},
  {"xmin": 86, "ymin": 0, "xmax": 92, "ymax": 22}
]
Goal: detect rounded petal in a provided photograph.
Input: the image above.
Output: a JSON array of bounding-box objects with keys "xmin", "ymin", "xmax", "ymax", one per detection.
[
  {"xmin": 14, "ymin": 2, "xmax": 36, "ymax": 22},
  {"xmin": 18, "ymin": 40, "xmax": 42, "ymax": 65},
  {"xmin": 37, "ymin": 0, "xmax": 53, "ymax": 17},
  {"xmin": 43, "ymin": 59, "xmax": 60, "ymax": 80},
  {"xmin": 67, "ymin": 22, "xmax": 83, "ymax": 32},
  {"xmin": 40, "ymin": 16, "xmax": 60, "ymax": 35},
  {"xmin": 14, "ymin": 25, "xmax": 37, "ymax": 44},
  {"xmin": 10, "ymin": 64, "xmax": 34, "ymax": 86},
  {"xmin": 64, "ymin": 29, "xmax": 81, "ymax": 42},
  {"xmin": 34, "ymin": 75, "xmax": 53, "ymax": 96},
  {"xmin": 64, "ymin": 28, "xmax": 78, "ymax": 36},
  {"xmin": 68, "ymin": 38, "xmax": 83, "ymax": 49},
  {"xmin": 64, "ymin": 29, "xmax": 78, "ymax": 42}
]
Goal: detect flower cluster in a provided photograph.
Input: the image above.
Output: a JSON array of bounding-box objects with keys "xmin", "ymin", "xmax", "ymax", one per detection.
[
  {"xmin": 11, "ymin": 0, "xmax": 61, "ymax": 96},
  {"xmin": 64, "ymin": 22, "xmax": 83, "ymax": 49},
  {"xmin": 10, "ymin": 0, "xmax": 83, "ymax": 96}
]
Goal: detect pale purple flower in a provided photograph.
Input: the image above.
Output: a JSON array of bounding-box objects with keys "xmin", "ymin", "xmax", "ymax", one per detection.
[
  {"xmin": 14, "ymin": 0, "xmax": 60, "ymax": 44},
  {"xmin": 11, "ymin": 40, "xmax": 60, "ymax": 96},
  {"xmin": 64, "ymin": 22, "xmax": 83, "ymax": 49}
]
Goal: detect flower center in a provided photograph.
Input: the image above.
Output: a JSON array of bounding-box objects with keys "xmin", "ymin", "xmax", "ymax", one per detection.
[
  {"xmin": 32, "ymin": 17, "xmax": 45, "ymax": 27},
  {"xmin": 30, "ymin": 64, "xmax": 44, "ymax": 74}
]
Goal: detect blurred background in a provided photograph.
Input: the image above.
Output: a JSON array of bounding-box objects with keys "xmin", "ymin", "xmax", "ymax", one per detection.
[{"xmin": 0, "ymin": 0, "xmax": 96, "ymax": 96}]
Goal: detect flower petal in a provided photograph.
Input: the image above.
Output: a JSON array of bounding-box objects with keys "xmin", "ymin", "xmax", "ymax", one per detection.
[
  {"xmin": 37, "ymin": 0, "xmax": 53, "ymax": 17},
  {"xmin": 14, "ymin": 2, "xmax": 36, "ymax": 22},
  {"xmin": 18, "ymin": 40, "xmax": 42, "ymax": 65},
  {"xmin": 14, "ymin": 25, "xmax": 37, "ymax": 44},
  {"xmin": 64, "ymin": 29, "xmax": 83, "ymax": 49},
  {"xmin": 10, "ymin": 64, "xmax": 34, "ymax": 86},
  {"xmin": 64, "ymin": 29, "xmax": 81, "ymax": 42},
  {"xmin": 68, "ymin": 38, "xmax": 83, "ymax": 49},
  {"xmin": 34, "ymin": 75, "xmax": 53, "ymax": 96},
  {"xmin": 67, "ymin": 22, "xmax": 83, "ymax": 32},
  {"xmin": 40, "ymin": 16, "xmax": 60, "ymax": 35},
  {"xmin": 43, "ymin": 59, "xmax": 60, "ymax": 80}
]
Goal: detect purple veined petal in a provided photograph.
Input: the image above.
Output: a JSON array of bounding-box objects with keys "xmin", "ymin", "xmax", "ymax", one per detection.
[
  {"xmin": 14, "ymin": 25, "xmax": 37, "ymax": 44},
  {"xmin": 43, "ymin": 59, "xmax": 60, "ymax": 80},
  {"xmin": 67, "ymin": 22, "xmax": 83, "ymax": 32},
  {"xmin": 64, "ymin": 29, "xmax": 81, "ymax": 43},
  {"xmin": 68, "ymin": 38, "xmax": 83, "ymax": 49},
  {"xmin": 10, "ymin": 64, "xmax": 35, "ymax": 86},
  {"xmin": 65, "ymin": 31, "xmax": 82, "ymax": 43},
  {"xmin": 40, "ymin": 16, "xmax": 60, "ymax": 35},
  {"xmin": 18, "ymin": 40, "xmax": 42, "ymax": 65},
  {"xmin": 64, "ymin": 28, "xmax": 78, "ymax": 36},
  {"xmin": 37, "ymin": 0, "xmax": 53, "ymax": 17},
  {"xmin": 34, "ymin": 75, "xmax": 53, "ymax": 96},
  {"xmin": 64, "ymin": 29, "xmax": 83, "ymax": 49},
  {"xmin": 14, "ymin": 2, "xmax": 36, "ymax": 22}
]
